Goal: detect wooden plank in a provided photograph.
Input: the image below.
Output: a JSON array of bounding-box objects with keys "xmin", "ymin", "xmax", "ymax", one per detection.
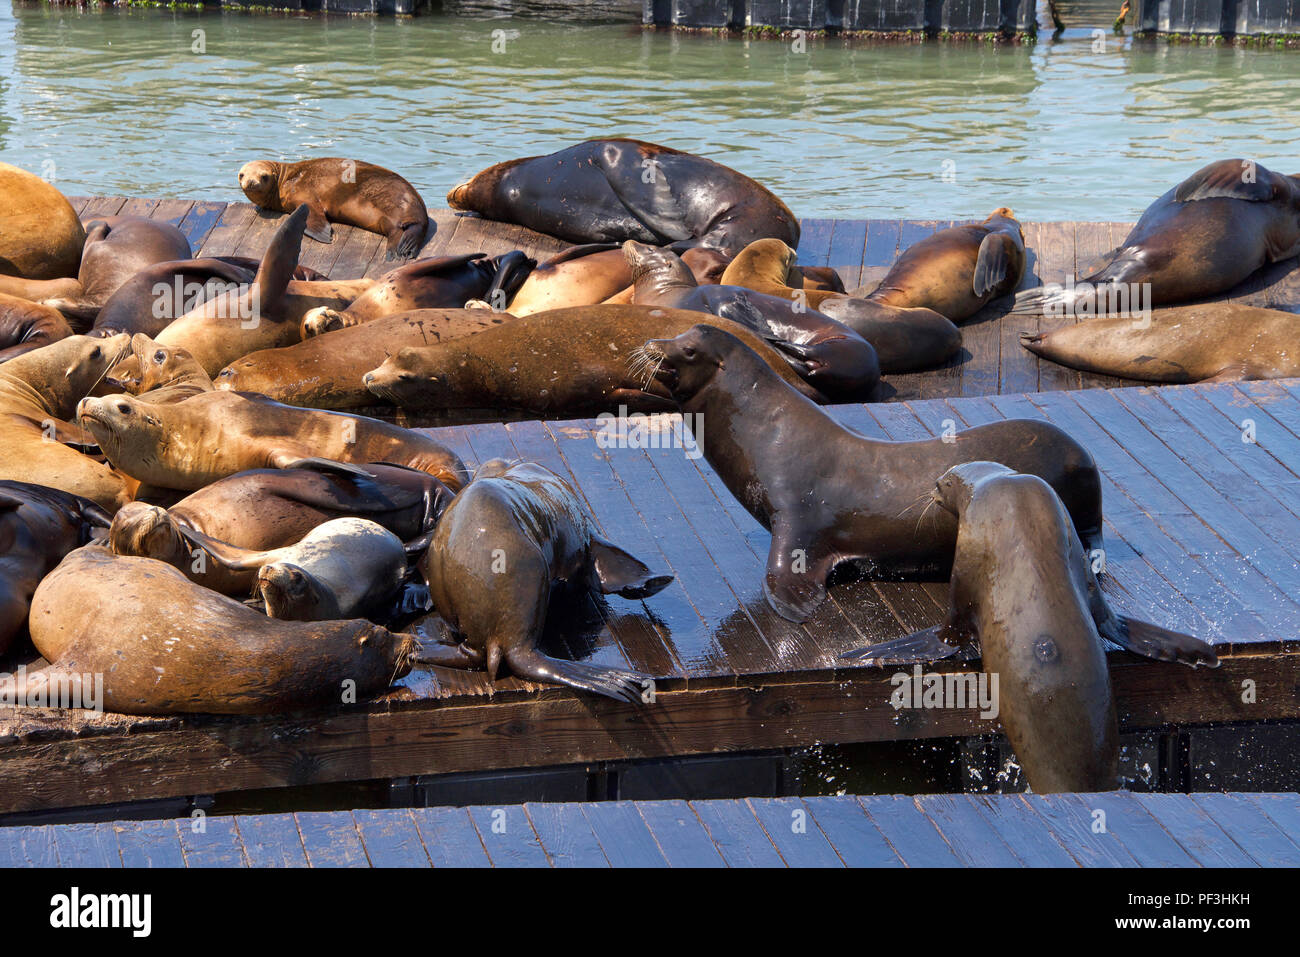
[
  {"xmin": 352, "ymin": 808, "xmax": 432, "ymax": 868},
  {"xmin": 795, "ymin": 217, "xmax": 835, "ymax": 268},
  {"xmin": 801, "ymin": 796, "xmax": 903, "ymax": 867},
  {"xmin": 177, "ymin": 201, "xmax": 229, "ymax": 251},
  {"xmin": 690, "ymin": 799, "xmax": 786, "ymax": 867},
  {"xmin": 1189, "ymin": 792, "xmax": 1300, "ymax": 866},
  {"xmin": 409, "ymin": 807, "xmax": 491, "ymax": 868},
  {"xmin": 746, "ymin": 797, "xmax": 844, "ymax": 867},
  {"xmin": 177, "ymin": 816, "xmax": 248, "ymax": 868},
  {"xmin": 0, "ymin": 826, "xmax": 59, "ymax": 867},
  {"xmin": 50, "ymin": 822, "xmax": 122, "ymax": 868},
  {"xmin": 997, "ymin": 221, "xmax": 1043, "ymax": 396},
  {"xmin": 80, "ymin": 196, "xmax": 129, "ymax": 219},
  {"xmin": 634, "ymin": 799, "xmax": 726, "ymax": 867},
  {"xmin": 827, "ymin": 218, "xmax": 868, "ymax": 290},
  {"xmin": 580, "ymin": 802, "xmax": 669, "ymax": 867},
  {"xmin": 113, "ymin": 819, "xmax": 187, "ymax": 868},
  {"xmin": 1246, "ymin": 793, "xmax": 1300, "ymax": 847},
  {"xmin": 915, "ymin": 794, "xmax": 1024, "ymax": 866},
  {"xmin": 1021, "ymin": 794, "xmax": 1137, "ymax": 867},
  {"xmin": 1064, "ymin": 793, "xmax": 1198, "ymax": 867},
  {"xmin": 234, "ymin": 813, "xmax": 309, "ymax": 868},
  {"xmin": 194, "ymin": 202, "xmax": 259, "ymax": 259},
  {"xmin": 467, "ymin": 804, "xmax": 551, "ymax": 868},
  {"xmin": 1132, "ymin": 792, "xmax": 1259, "ymax": 868},
  {"xmin": 858, "ymin": 795, "xmax": 962, "ymax": 867},
  {"xmin": 523, "ymin": 803, "xmax": 611, "ymax": 867},
  {"xmin": 968, "ymin": 795, "xmax": 1080, "ymax": 867},
  {"xmin": 1033, "ymin": 220, "xmax": 1081, "ymax": 393}
]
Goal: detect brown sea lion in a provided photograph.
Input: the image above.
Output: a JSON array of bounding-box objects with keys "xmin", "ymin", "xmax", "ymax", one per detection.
[
  {"xmin": 14, "ymin": 544, "xmax": 414, "ymax": 716},
  {"xmin": 843, "ymin": 462, "xmax": 1218, "ymax": 792},
  {"xmin": 0, "ymin": 333, "xmax": 134, "ymax": 511},
  {"xmin": 0, "ymin": 162, "xmax": 85, "ymax": 280},
  {"xmin": 90, "ymin": 258, "xmax": 256, "ymax": 337},
  {"xmin": 624, "ymin": 241, "xmax": 879, "ymax": 400},
  {"xmin": 0, "ymin": 482, "xmax": 111, "ymax": 656},
  {"xmin": 866, "ymin": 209, "xmax": 1026, "ymax": 321},
  {"xmin": 448, "ymin": 139, "xmax": 799, "ymax": 256},
  {"xmin": 109, "ymin": 462, "xmax": 452, "ymax": 595},
  {"xmin": 301, "ymin": 251, "xmax": 532, "ymax": 334},
  {"xmin": 640, "ymin": 326, "xmax": 1104, "ymax": 622},
  {"xmin": 362, "ymin": 304, "xmax": 829, "ymax": 416},
  {"xmin": 1014, "ymin": 159, "xmax": 1300, "ymax": 315},
  {"xmin": 0, "ymin": 294, "xmax": 74, "ymax": 362},
  {"xmin": 1022, "ymin": 302, "xmax": 1300, "ymax": 383},
  {"xmin": 106, "ymin": 334, "xmax": 213, "ymax": 403},
  {"xmin": 417, "ymin": 460, "xmax": 671, "ymax": 702},
  {"xmin": 238, "ymin": 157, "xmax": 429, "ymax": 260},
  {"xmin": 76, "ymin": 390, "xmax": 468, "ymax": 492},
  {"xmin": 216, "ymin": 308, "xmax": 517, "ymax": 409}
]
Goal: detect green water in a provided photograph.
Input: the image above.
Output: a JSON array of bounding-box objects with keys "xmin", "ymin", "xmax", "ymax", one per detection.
[{"xmin": 1, "ymin": 2, "xmax": 1297, "ymax": 220}]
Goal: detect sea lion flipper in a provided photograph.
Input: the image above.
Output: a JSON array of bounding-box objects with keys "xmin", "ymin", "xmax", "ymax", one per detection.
[
  {"xmin": 254, "ymin": 205, "xmax": 310, "ymax": 317},
  {"xmin": 973, "ymin": 233, "xmax": 1011, "ymax": 298},
  {"xmin": 410, "ymin": 636, "xmax": 483, "ymax": 670},
  {"xmin": 839, "ymin": 625, "xmax": 964, "ymax": 665},
  {"xmin": 586, "ymin": 537, "xmax": 674, "ymax": 599},
  {"xmin": 173, "ymin": 525, "xmax": 268, "ymax": 571},
  {"xmin": 387, "ymin": 224, "xmax": 424, "ymax": 261},
  {"xmin": 1107, "ymin": 615, "xmax": 1221, "ymax": 669},
  {"xmin": 1174, "ymin": 163, "xmax": 1277, "ymax": 203},
  {"xmin": 300, "ymin": 204, "xmax": 334, "ymax": 244},
  {"xmin": 504, "ymin": 645, "xmax": 652, "ymax": 705},
  {"xmin": 270, "ymin": 454, "xmax": 376, "ymax": 481}
]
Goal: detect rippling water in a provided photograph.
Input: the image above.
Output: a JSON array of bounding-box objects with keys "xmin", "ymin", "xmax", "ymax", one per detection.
[{"xmin": 1, "ymin": 1, "xmax": 1297, "ymax": 220}]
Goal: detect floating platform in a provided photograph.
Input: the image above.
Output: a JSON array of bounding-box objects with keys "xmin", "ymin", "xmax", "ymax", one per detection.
[
  {"xmin": 0, "ymin": 195, "xmax": 1295, "ymax": 818},
  {"xmin": 2, "ymin": 793, "xmax": 1298, "ymax": 866}
]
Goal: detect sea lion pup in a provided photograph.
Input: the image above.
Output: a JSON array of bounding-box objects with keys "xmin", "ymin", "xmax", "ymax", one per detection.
[
  {"xmin": 110, "ymin": 463, "xmax": 452, "ymax": 595},
  {"xmin": 217, "ymin": 309, "xmax": 516, "ymax": 409},
  {"xmin": 0, "ymin": 161, "xmax": 85, "ymax": 280},
  {"xmin": 640, "ymin": 326, "xmax": 1104, "ymax": 622},
  {"xmin": 1022, "ymin": 302, "xmax": 1300, "ymax": 383},
  {"xmin": 624, "ymin": 241, "xmax": 879, "ymax": 400},
  {"xmin": 107, "ymin": 334, "xmax": 214, "ymax": 403},
  {"xmin": 15, "ymin": 544, "xmax": 414, "ymax": 716},
  {"xmin": 362, "ymin": 304, "xmax": 829, "ymax": 416},
  {"xmin": 90, "ymin": 257, "xmax": 257, "ymax": 337},
  {"xmin": 300, "ymin": 251, "xmax": 532, "ymax": 334},
  {"xmin": 842, "ymin": 463, "xmax": 1219, "ymax": 792},
  {"xmin": 417, "ymin": 460, "xmax": 671, "ymax": 703},
  {"xmin": 0, "ymin": 482, "xmax": 110, "ymax": 656},
  {"xmin": 238, "ymin": 157, "xmax": 429, "ymax": 260},
  {"xmin": 1014, "ymin": 159, "xmax": 1300, "ymax": 315},
  {"xmin": 448, "ymin": 138, "xmax": 800, "ymax": 256},
  {"xmin": 0, "ymin": 333, "xmax": 134, "ymax": 511},
  {"xmin": 156, "ymin": 206, "xmax": 377, "ymax": 376},
  {"xmin": 0, "ymin": 294, "xmax": 74, "ymax": 362},
  {"xmin": 866, "ymin": 209, "xmax": 1027, "ymax": 321},
  {"xmin": 76, "ymin": 390, "xmax": 468, "ymax": 492}
]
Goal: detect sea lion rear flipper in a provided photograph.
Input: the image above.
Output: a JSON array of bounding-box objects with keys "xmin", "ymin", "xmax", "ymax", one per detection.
[
  {"xmin": 42, "ymin": 298, "xmax": 101, "ymax": 324},
  {"xmin": 544, "ymin": 243, "xmax": 622, "ymax": 266},
  {"xmin": 270, "ymin": 454, "xmax": 376, "ymax": 481},
  {"xmin": 392, "ymin": 253, "xmax": 487, "ymax": 279},
  {"xmin": 1106, "ymin": 615, "xmax": 1221, "ymax": 669},
  {"xmin": 299, "ymin": 204, "xmax": 334, "ymax": 244},
  {"xmin": 483, "ymin": 250, "xmax": 535, "ymax": 308},
  {"xmin": 255, "ymin": 205, "xmax": 310, "ymax": 316},
  {"xmin": 839, "ymin": 625, "xmax": 965, "ymax": 665},
  {"xmin": 973, "ymin": 233, "xmax": 1011, "ymax": 298},
  {"xmin": 587, "ymin": 537, "xmax": 674, "ymax": 599},
  {"xmin": 1174, "ymin": 163, "xmax": 1278, "ymax": 203},
  {"xmin": 173, "ymin": 525, "xmax": 269, "ymax": 570},
  {"xmin": 504, "ymin": 645, "xmax": 653, "ymax": 705}
]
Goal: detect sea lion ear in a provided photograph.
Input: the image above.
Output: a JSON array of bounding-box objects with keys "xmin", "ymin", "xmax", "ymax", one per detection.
[
  {"xmin": 1174, "ymin": 162, "xmax": 1277, "ymax": 203},
  {"xmin": 586, "ymin": 537, "xmax": 673, "ymax": 599}
]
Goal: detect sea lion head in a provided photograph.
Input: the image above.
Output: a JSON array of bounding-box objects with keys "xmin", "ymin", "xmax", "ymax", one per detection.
[
  {"xmin": 363, "ymin": 350, "xmax": 439, "ymax": 406},
  {"xmin": 257, "ymin": 562, "xmax": 331, "ymax": 621},
  {"xmin": 472, "ymin": 458, "xmax": 516, "ymax": 481},
  {"xmin": 108, "ymin": 501, "xmax": 189, "ymax": 564},
  {"xmin": 932, "ymin": 461, "xmax": 1018, "ymax": 516},
  {"xmin": 623, "ymin": 241, "xmax": 696, "ymax": 299},
  {"xmin": 637, "ymin": 323, "xmax": 733, "ymax": 402},
  {"xmin": 75, "ymin": 393, "xmax": 164, "ymax": 463},
  {"xmin": 300, "ymin": 306, "xmax": 349, "ymax": 338},
  {"xmin": 732, "ymin": 238, "xmax": 800, "ymax": 288},
  {"xmin": 446, "ymin": 158, "xmax": 527, "ymax": 216},
  {"xmin": 984, "ymin": 207, "xmax": 1024, "ymax": 239},
  {"xmin": 57, "ymin": 332, "xmax": 132, "ymax": 397},
  {"xmin": 680, "ymin": 247, "xmax": 730, "ymax": 285},
  {"xmin": 237, "ymin": 161, "xmax": 281, "ymax": 206}
]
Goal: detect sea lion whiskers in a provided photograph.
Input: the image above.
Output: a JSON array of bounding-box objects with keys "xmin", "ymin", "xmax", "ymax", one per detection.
[{"xmin": 627, "ymin": 344, "xmax": 666, "ymax": 388}]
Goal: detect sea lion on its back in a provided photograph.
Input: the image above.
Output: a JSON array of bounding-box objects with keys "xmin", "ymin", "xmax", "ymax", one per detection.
[
  {"xmin": 448, "ymin": 139, "xmax": 799, "ymax": 256},
  {"xmin": 842, "ymin": 462, "xmax": 1218, "ymax": 793},
  {"xmin": 239, "ymin": 157, "xmax": 429, "ymax": 260},
  {"xmin": 418, "ymin": 460, "xmax": 672, "ymax": 702}
]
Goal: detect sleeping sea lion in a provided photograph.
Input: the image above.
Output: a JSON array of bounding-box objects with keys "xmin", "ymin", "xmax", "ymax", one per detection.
[
  {"xmin": 107, "ymin": 334, "xmax": 214, "ymax": 403},
  {"xmin": 0, "ymin": 162, "xmax": 85, "ymax": 280},
  {"xmin": 0, "ymin": 294, "xmax": 74, "ymax": 362},
  {"xmin": 90, "ymin": 258, "xmax": 257, "ymax": 337}
]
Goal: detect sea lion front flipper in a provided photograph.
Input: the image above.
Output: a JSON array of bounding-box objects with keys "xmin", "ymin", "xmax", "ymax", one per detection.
[
  {"xmin": 173, "ymin": 525, "xmax": 270, "ymax": 570},
  {"xmin": 762, "ymin": 524, "xmax": 832, "ymax": 623},
  {"xmin": 269, "ymin": 453, "xmax": 376, "ymax": 481},
  {"xmin": 387, "ymin": 224, "xmax": 425, "ymax": 261},
  {"xmin": 839, "ymin": 624, "xmax": 965, "ymax": 665},
  {"xmin": 973, "ymin": 233, "xmax": 1012, "ymax": 298},
  {"xmin": 411, "ymin": 637, "xmax": 485, "ymax": 670},
  {"xmin": 504, "ymin": 645, "xmax": 653, "ymax": 705},
  {"xmin": 299, "ymin": 203, "xmax": 334, "ymax": 244},
  {"xmin": 1105, "ymin": 615, "xmax": 1221, "ymax": 669},
  {"xmin": 586, "ymin": 537, "xmax": 674, "ymax": 599},
  {"xmin": 255, "ymin": 205, "xmax": 310, "ymax": 318},
  {"xmin": 1174, "ymin": 162, "xmax": 1278, "ymax": 203}
]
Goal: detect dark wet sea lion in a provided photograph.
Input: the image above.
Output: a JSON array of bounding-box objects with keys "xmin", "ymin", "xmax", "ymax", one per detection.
[
  {"xmin": 0, "ymin": 333, "xmax": 135, "ymax": 511},
  {"xmin": 0, "ymin": 162, "xmax": 85, "ymax": 280},
  {"xmin": 76, "ymin": 389, "xmax": 468, "ymax": 492},
  {"xmin": 0, "ymin": 482, "xmax": 110, "ymax": 655},
  {"xmin": 17, "ymin": 544, "xmax": 413, "ymax": 716},
  {"xmin": 0, "ymin": 294, "xmax": 74, "ymax": 362},
  {"xmin": 417, "ymin": 460, "xmax": 671, "ymax": 702},
  {"xmin": 239, "ymin": 157, "xmax": 429, "ymax": 260},
  {"xmin": 1015, "ymin": 159, "xmax": 1300, "ymax": 314},
  {"xmin": 217, "ymin": 308, "xmax": 517, "ymax": 409},
  {"xmin": 641, "ymin": 326, "xmax": 1104, "ymax": 622},
  {"xmin": 843, "ymin": 462, "xmax": 1218, "ymax": 792},
  {"xmin": 106, "ymin": 334, "xmax": 213, "ymax": 403},
  {"xmin": 624, "ymin": 240, "xmax": 879, "ymax": 400},
  {"xmin": 867, "ymin": 209, "xmax": 1026, "ymax": 321},
  {"xmin": 1022, "ymin": 302, "xmax": 1300, "ymax": 383},
  {"xmin": 110, "ymin": 462, "xmax": 452, "ymax": 595},
  {"xmin": 448, "ymin": 139, "xmax": 799, "ymax": 256},
  {"xmin": 90, "ymin": 258, "xmax": 256, "ymax": 337},
  {"xmin": 362, "ymin": 303, "xmax": 829, "ymax": 416}
]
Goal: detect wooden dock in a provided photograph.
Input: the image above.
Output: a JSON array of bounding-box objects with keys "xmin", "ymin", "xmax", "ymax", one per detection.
[
  {"xmin": 0, "ymin": 196, "xmax": 1293, "ymax": 816},
  {"xmin": 2, "ymin": 793, "xmax": 1297, "ymax": 866}
]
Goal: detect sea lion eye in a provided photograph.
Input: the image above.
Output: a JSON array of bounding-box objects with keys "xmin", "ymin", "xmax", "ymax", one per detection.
[
  {"xmin": 90, "ymin": 346, "xmax": 101, "ymax": 359},
  {"xmin": 682, "ymin": 346, "xmax": 697, "ymax": 360},
  {"xmin": 154, "ymin": 351, "xmax": 166, "ymax": 364}
]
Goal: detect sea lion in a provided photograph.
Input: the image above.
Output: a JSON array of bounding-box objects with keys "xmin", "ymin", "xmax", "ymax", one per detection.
[
  {"xmin": 417, "ymin": 460, "xmax": 671, "ymax": 702},
  {"xmin": 1022, "ymin": 302, "xmax": 1300, "ymax": 383},
  {"xmin": 362, "ymin": 304, "xmax": 829, "ymax": 416},
  {"xmin": 624, "ymin": 241, "xmax": 879, "ymax": 400},
  {"xmin": 0, "ymin": 333, "xmax": 134, "ymax": 511},
  {"xmin": 15, "ymin": 544, "xmax": 414, "ymax": 716},
  {"xmin": 300, "ymin": 251, "xmax": 532, "ymax": 334},
  {"xmin": 842, "ymin": 462, "xmax": 1218, "ymax": 792},
  {"xmin": 0, "ymin": 294, "xmax": 74, "ymax": 362},
  {"xmin": 106, "ymin": 334, "xmax": 213, "ymax": 403},
  {"xmin": 90, "ymin": 258, "xmax": 257, "ymax": 337},
  {"xmin": 216, "ymin": 308, "xmax": 517, "ymax": 409},
  {"xmin": 0, "ymin": 162, "xmax": 85, "ymax": 280},
  {"xmin": 1014, "ymin": 159, "xmax": 1300, "ymax": 314},
  {"xmin": 238, "ymin": 157, "xmax": 429, "ymax": 260},
  {"xmin": 110, "ymin": 463, "xmax": 452, "ymax": 595},
  {"xmin": 720, "ymin": 238, "xmax": 844, "ymax": 309},
  {"xmin": 76, "ymin": 389, "xmax": 468, "ymax": 492},
  {"xmin": 448, "ymin": 139, "xmax": 799, "ymax": 256},
  {"xmin": 0, "ymin": 482, "xmax": 110, "ymax": 656},
  {"xmin": 640, "ymin": 326, "xmax": 1104, "ymax": 622},
  {"xmin": 866, "ymin": 209, "xmax": 1026, "ymax": 321}
]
